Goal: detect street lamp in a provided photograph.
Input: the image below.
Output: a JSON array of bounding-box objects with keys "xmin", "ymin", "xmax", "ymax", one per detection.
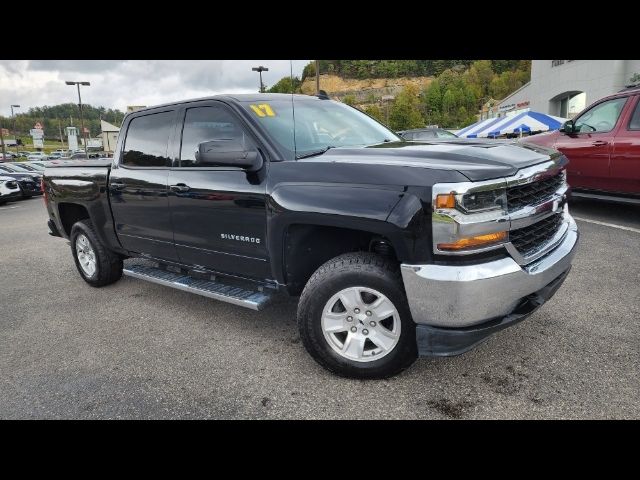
[
  {"xmin": 252, "ymin": 66, "xmax": 269, "ymax": 93},
  {"xmin": 10, "ymin": 104, "xmax": 20, "ymax": 154},
  {"xmin": 65, "ymin": 81, "xmax": 91, "ymax": 156}
]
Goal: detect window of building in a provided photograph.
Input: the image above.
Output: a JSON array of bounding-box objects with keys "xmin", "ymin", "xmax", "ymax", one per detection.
[
  {"xmin": 179, "ymin": 106, "xmax": 254, "ymax": 167},
  {"xmin": 574, "ymin": 98, "xmax": 627, "ymax": 133},
  {"xmin": 122, "ymin": 111, "xmax": 174, "ymax": 167}
]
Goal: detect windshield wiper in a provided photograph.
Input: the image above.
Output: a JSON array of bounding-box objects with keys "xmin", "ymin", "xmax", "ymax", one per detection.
[{"xmin": 296, "ymin": 145, "xmax": 335, "ymax": 159}]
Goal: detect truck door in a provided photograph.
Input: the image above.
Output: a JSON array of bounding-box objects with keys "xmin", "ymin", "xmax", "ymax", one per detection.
[
  {"xmin": 167, "ymin": 102, "xmax": 270, "ymax": 280},
  {"xmin": 109, "ymin": 109, "xmax": 180, "ymax": 262},
  {"xmin": 610, "ymin": 95, "xmax": 640, "ymax": 195},
  {"xmin": 554, "ymin": 96, "xmax": 628, "ymax": 191}
]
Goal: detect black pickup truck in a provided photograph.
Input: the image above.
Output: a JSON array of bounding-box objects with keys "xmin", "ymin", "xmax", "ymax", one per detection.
[{"xmin": 43, "ymin": 93, "xmax": 579, "ymax": 378}]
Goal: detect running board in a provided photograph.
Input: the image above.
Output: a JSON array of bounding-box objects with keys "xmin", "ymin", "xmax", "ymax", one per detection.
[
  {"xmin": 123, "ymin": 263, "xmax": 273, "ymax": 311},
  {"xmin": 571, "ymin": 192, "xmax": 640, "ymax": 205}
]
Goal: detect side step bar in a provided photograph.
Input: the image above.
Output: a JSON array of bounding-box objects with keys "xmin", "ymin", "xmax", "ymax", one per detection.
[
  {"xmin": 123, "ymin": 263, "xmax": 273, "ymax": 311},
  {"xmin": 571, "ymin": 191, "xmax": 640, "ymax": 205}
]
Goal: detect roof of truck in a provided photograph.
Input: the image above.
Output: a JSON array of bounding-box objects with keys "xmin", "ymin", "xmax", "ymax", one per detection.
[{"xmin": 124, "ymin": 93, "xmax": 325, "ymax": 115}]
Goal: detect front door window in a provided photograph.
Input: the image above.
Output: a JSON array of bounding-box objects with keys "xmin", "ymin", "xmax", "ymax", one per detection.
[{"xmin": 573, "ymin": 97, "xmax": 627, "ymax": 133}]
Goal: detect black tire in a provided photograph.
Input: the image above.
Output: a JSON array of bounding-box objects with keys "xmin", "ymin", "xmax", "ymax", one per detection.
[
  {"xmin": 70, "ymin": 219, "xmax": 123, "ymax": 287},
  {"xmin": 297, "ymin": 252, "xmax": 417, "ymax": 379}
]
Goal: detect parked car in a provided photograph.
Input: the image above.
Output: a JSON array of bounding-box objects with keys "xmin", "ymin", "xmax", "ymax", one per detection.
[
  {"xmin": 398, "ymin": 127, "xmax": 459, "ymax": 140},
  {"xmin": 0, "ymin": 167, "xmax": 41, "ymax": 198},
  {"xmin": 27, "ymin": 152, "xmax": 49, "ymax": 161},
  {"xmin": 0, "ymin": 175, "xmax": 21, "ymax": 204},
  {"xmin": 43, "ymin": 93, "xmax": 578, "ymax": 379},
  {"xmin": 0, "ymin": 162, "xmax": 40, "ymax": 176},
  {"xmin": 523, "ymin": 85, "xmax": 640, "ymax": 201},
  {"xmin": 7, "ymin": 162, "xmax": 41, "ymax": 173},
  {"xmin": 48, "ymin": 153, "xmax": 63, "ymax": 160},
  {"xmin": 20, "ymin": 161, "xmax": 48, "ymax": 171},
  {"xmin": 1, "ymin": 152, "xmax": 17, "ymax": 160}
]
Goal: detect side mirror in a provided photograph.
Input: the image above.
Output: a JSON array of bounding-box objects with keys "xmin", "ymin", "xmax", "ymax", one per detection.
[
  {"xmin": 560, "ymin": 120, "xmax": 574, "ymax": 134},
  {"xmin": 195, "ymin": 140, "xmax": 263, "ymax": 172}
]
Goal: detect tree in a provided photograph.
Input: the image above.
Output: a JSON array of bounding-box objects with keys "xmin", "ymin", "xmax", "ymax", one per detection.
[
  {"xmin": 465, "ymin": 60, "xmax": 494, "ymax": 100},
  {"xmin": 630, "ymin": 72, "xmax": 640, "ymax": 84},
  {"xmin": 389, "ymin": 85, "xmax": 424, "ymax": 130},
  {"xmin": 302, "ymin": 62, "xmax": 315, "ymax": 80},
  {"xmin": 342, "ymin": 95, "xmax": 357, "ymax": 106},
  {"xmin": 363, "ymin": 105, "xmax": 385, "ymax": 123},
  {"xmin": 267, "ymin": 76, "xmax": 301, "ymax": 93}
]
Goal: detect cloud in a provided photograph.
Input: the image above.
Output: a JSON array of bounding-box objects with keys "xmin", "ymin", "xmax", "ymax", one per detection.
[{"xmin": 0, "ymin": 60, "xmax": 310, "ymax": 116}]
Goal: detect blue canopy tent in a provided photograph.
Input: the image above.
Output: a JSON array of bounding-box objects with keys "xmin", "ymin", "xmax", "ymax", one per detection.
[{"xmin": 457, "ymin": 111, "xmax": 567, "ymax": 138}]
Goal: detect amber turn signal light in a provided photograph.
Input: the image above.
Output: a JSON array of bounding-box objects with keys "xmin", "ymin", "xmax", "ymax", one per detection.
[
  {"xmin": 435, "ymin": 193, "xmax": 456, "ymax": 209},
  {"xmin": 437, "ymin": 231, "xmax": 507, "ymax": 251}
]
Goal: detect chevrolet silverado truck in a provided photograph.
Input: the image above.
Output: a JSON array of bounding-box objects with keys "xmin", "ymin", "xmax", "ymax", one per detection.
[{"xmin": 43, "ymin": 93, "xmax": 579, "ymax": 379}]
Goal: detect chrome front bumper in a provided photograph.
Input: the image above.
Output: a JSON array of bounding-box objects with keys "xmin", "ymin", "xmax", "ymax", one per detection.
[{"xmin": 400, "ymin": 214, "xmax": 579, "ymax": 328}]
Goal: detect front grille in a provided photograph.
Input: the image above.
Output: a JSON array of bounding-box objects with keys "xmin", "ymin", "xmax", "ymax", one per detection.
[
  {"xmin": 506, "ymin": 171, "xmax": 564, "ymax": 212},
  {"xmin": 510, "ymin": 213, "xmax": 564, "ymax": 257}
]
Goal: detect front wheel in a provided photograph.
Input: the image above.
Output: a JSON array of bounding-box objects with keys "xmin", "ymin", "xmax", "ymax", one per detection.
[
  {"xmin": 297, "ymin": 252, "xmax": 417, "ymax": 379},
  {"xmin": 70, "ymin": 219, "xmax": 123, "ymax": 287}
]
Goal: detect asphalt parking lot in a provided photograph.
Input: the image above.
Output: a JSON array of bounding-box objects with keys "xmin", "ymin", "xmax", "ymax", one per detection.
[{"xmin": 0, "ymin": 197, "xmax": 638, "ymax": 419}]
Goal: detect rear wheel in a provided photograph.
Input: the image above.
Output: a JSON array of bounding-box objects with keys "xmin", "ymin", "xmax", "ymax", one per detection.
[
  {"xmin": 298, "ymin": 252, "xmax": 417, "ymax": 379},
  {"xmin": 70, "ymin": 219, "xmax": 123, "ymax": 287}
]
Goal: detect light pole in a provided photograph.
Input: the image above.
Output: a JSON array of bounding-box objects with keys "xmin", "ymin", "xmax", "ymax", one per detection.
[
  {"xmin": 252, "ymin": 66, "xmax": 268, "ymax": 93},
  {"xmin": 65, "ymin": 81, "xmax": 90, "ymax": 156},
  {"xmin": 10, "ymin": 104, "xmax": 20, "ymax": 154},
  {"xmin": 0, "ymin": 118, "xmax": 6, "ymax": 159}
]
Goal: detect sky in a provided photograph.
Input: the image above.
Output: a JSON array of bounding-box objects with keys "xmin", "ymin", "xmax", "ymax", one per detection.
[{"xmin": 0, "ymin": 60, "xmax": 310, "ymax": 116}]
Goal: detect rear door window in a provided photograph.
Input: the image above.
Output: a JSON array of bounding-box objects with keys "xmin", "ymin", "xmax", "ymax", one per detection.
[
  {"xmin": 122, "ymin": 111, "xmax": 174, "ymax": 167},
  {"xmin": 628, "ymin": 98, "xmax": 640, "ymax": 130}
]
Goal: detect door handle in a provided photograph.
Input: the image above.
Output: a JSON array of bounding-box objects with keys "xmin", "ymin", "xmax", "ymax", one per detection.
[
  {"xmin": 110, "ymin": 182, "xmax": 125, "ymax": 190},
  {"xmin": 170, "ymin": 183, "xmax": 191, "ymax": 193},
  {"xmin": 592, "ymin": 140, "xmax": 609, "ymax": 146}
]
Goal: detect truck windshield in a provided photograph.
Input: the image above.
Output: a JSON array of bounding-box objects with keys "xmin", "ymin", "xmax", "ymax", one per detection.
[{"xmin": 241, "ymin": 98, "xmax": 400, "ymax": 159}]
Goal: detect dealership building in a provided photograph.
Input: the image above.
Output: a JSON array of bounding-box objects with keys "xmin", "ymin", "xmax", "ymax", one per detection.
[{"xmin": 495, "ymin": 60, "xmax": 640, "ymax": 119}]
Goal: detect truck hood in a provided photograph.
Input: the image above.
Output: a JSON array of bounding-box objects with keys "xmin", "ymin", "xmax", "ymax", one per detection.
[{"xmin": 309, "ymin": 139, "xmax": 560, "ymax": 181}]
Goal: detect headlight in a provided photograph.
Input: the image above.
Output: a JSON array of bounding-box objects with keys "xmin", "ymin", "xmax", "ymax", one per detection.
[
  {"xmin": 433, "ymin": 181, "xmax": 509, "ymax": 255},
  {"xmin": 458, "ymin": 188, "xmax": 507, "ymax": 213},
  {"xmin": 436, "ymin": 188, "xmax": 507, "ymax": 214}
]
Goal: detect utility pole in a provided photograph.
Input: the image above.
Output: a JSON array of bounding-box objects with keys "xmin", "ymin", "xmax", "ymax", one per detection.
[
  {"xmin": 251, "ymin": 66, "xmax": 269, "ymax": 93},
  {"xmin": 11, "ymin": 104, "xmax": 20, "ymax": 154},
  {"xmin": 58, "ymin": 119, "xmax": 65, "ymax": 150},
  {"xmin": 0, "ymin": 119, "xmax": 6, "ymax": 159},
  {"xmin": 315, "ymin": 60, "xmax": 320, "ymax": 95},
  {"xmin": 65, "ymin": 81, "xmax": 90, "ymax": 156}
]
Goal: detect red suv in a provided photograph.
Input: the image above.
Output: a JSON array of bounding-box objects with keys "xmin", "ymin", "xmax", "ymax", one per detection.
[{"xmin": 523, "ymin": 86, "xmax": 640, "ymax": 199}]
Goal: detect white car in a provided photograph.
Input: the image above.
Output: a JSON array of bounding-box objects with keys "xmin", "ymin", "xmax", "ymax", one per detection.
[
  {"xmin": 27, "ymin": 152, "xmax": 49, "ymax": 160},
  {"xmin": 0, "ymin": 175, "xmax": 21, "ymax": 204}
]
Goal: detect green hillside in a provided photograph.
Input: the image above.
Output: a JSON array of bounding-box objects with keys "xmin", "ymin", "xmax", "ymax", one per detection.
[
  {"xmin": 0, "ymin": 103, "xmax": 125, "ymax": 141},
  {"xmin": 273, "ymin": 60, "xmax": 532, "ymax": 130}
]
